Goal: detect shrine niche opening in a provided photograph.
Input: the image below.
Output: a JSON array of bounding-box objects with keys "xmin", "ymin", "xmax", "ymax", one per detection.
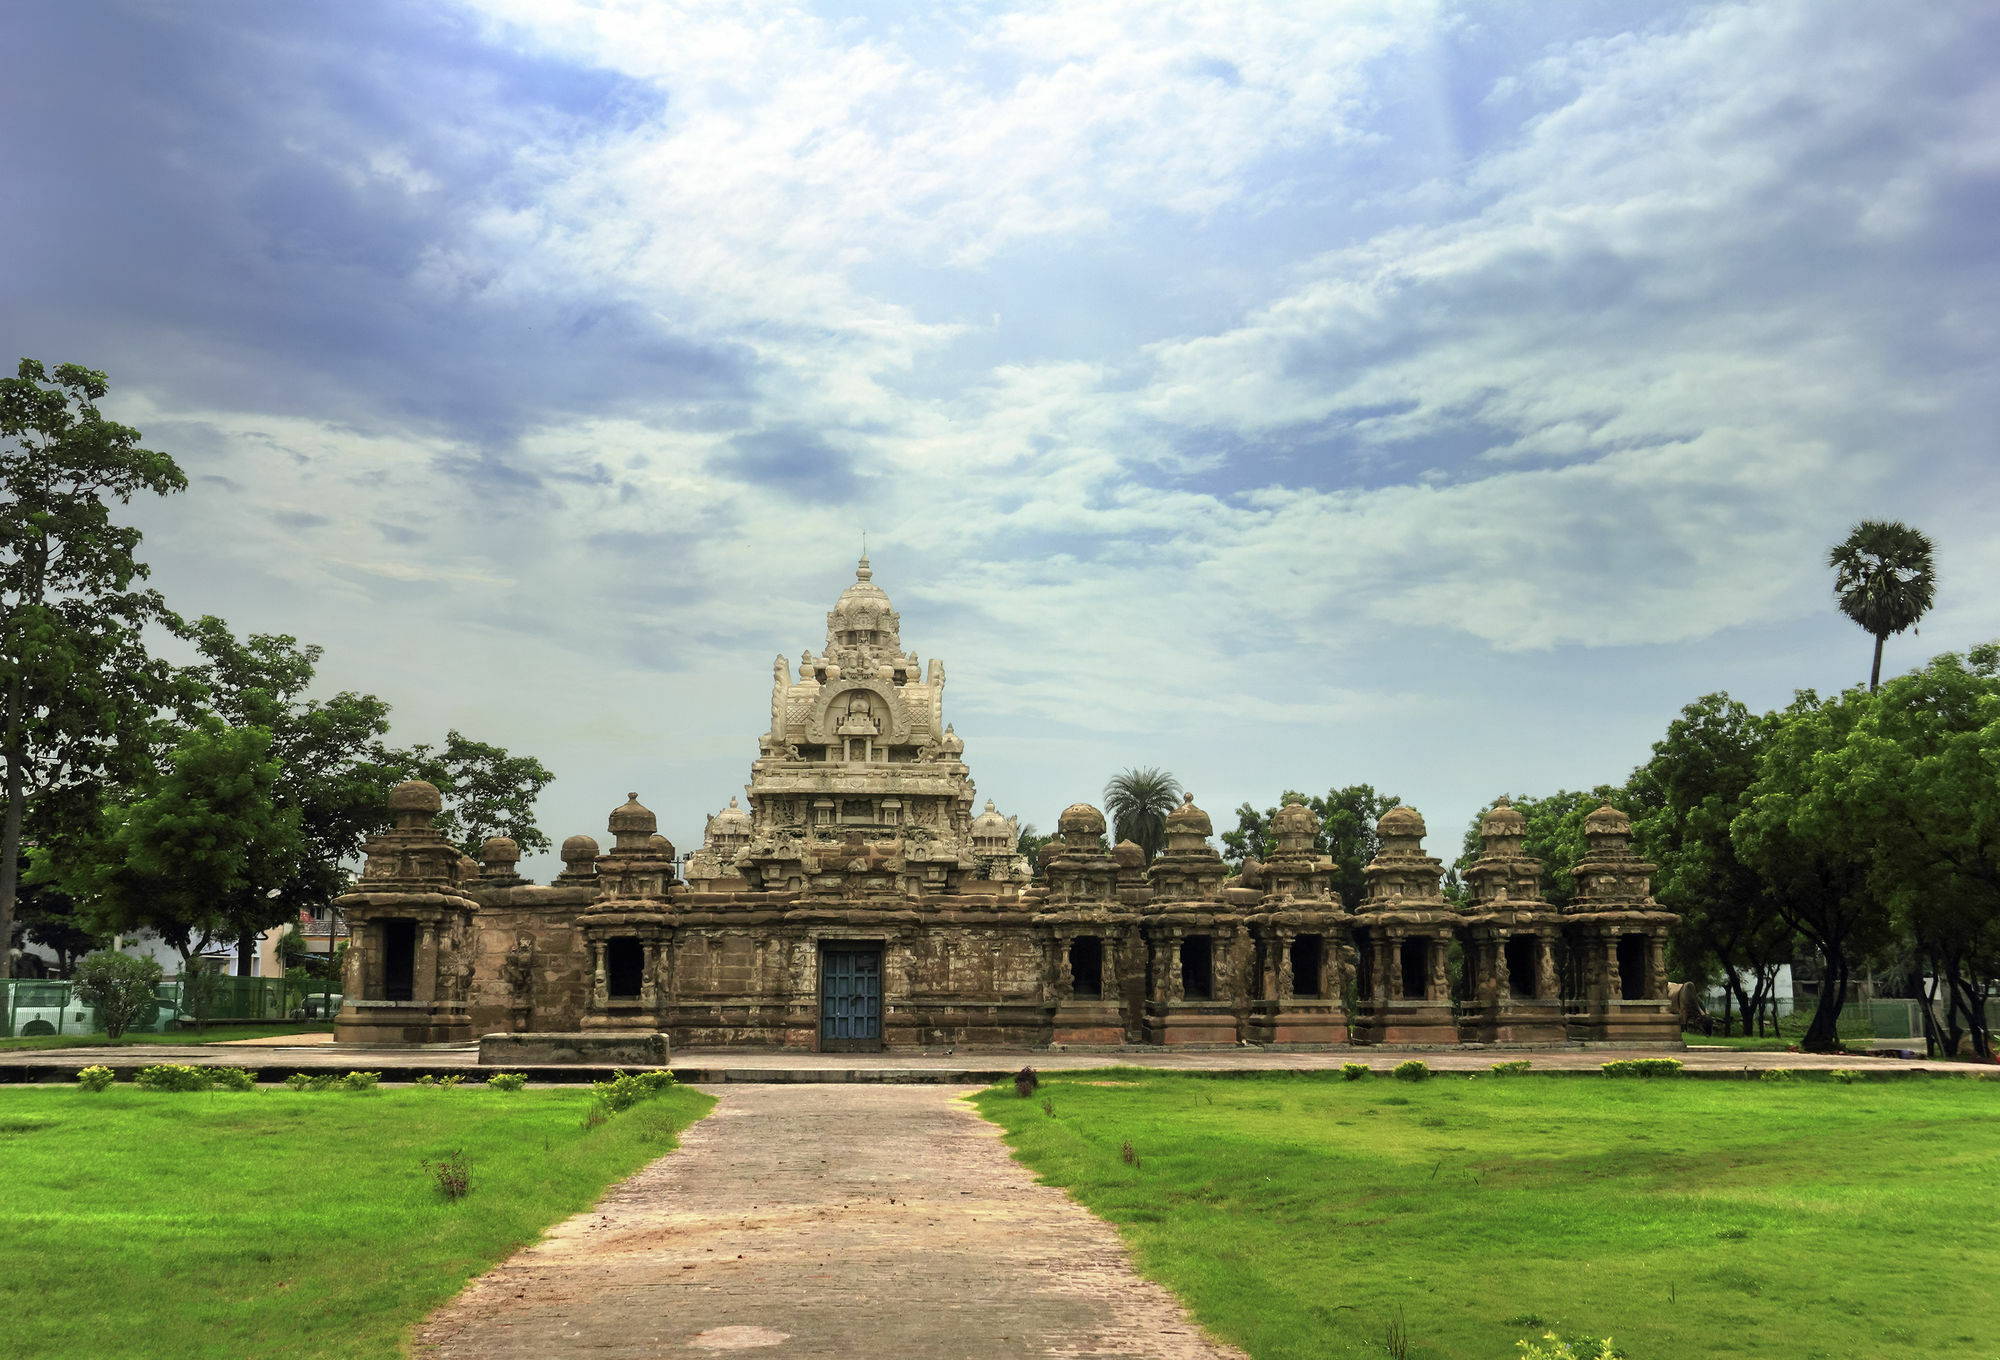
[
  {"xmin": 606, "ymin": 937, "xmax": 644, "ymax": 999},
  {"xmin": 382, "ymin": 920, "xmax": 416, "ymax": 1002},
  {"xmin": 1069, "ymin": 936, "xmax": 1104, "ymax": 1000},
  {"xmin": 1505, "ymin": 934, "xmax": 1538, "ymax": 998},
  {"xmin": 1290, "ymin": 935, "xmax": 1324, "ymax": 997}
]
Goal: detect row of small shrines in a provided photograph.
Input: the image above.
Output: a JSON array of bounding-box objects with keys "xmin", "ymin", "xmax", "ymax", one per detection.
[{"xmin": 331, "ymin": 784, "xmax": 1680, "ymax": 1049}]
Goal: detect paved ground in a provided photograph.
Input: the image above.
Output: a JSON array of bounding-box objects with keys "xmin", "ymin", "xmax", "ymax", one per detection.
[
  {"xmin": 4, "ymin": 1041, "xmax": 1986, "ymax": 1077},
  {"xmin": 414, "ymin": 1084, "xmax": 1243, "ymax": 1359}
]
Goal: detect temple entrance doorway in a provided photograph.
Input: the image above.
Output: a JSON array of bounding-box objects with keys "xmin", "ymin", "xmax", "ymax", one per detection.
[{"xmin": 819, "ymin": 944, "xmax": 884, "ymax": 1051}]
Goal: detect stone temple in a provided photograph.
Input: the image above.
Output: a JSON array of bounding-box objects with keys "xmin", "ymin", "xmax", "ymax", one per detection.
[{"xmin": 333, "ymin": 557, "xmax": 1679, "ymax": 1053}]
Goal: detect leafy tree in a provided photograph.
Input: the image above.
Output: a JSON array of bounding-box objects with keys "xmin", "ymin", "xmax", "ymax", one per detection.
[
  {"xmin": 1102, "ymin": 767, "xmax": 1181, "ymax": 862},
  {"xmin": 71, "ymin": 720, "xmax": 306, "ymax": 972},
  {"xmin": 9, "ymin": 860, "xmax": 106, "ymax": 973},
  {"xmin": 1222, "ymin": 801, "xmax": 1273, "ymax": 868},
  {"xmin": 1453, "ymin": 789, "xmax": 1621, "ymax": 910},
  {"xmin": 184, "ymin": 617, "xmax": 398, "ymax": 965},
  {"xmin": 1828, "ymin": 519, "xmax": 1936, "ymax": 691},
  {"xmin": 0, "ymin": 359, "xmax": 188, "ymax": 977},
  {"xmin": 393, "ymin": 730, "xmax": 556, "ymax": 858},
  {"xmin": 1014, "ymin": 822, "xmax": 1049, "ymax": 879},
  {"xmin": 1732, "ymin": 689, "xmax": 1893, "ymax": 1051},
  {"xmin": 1837, "ymin": 646, "xmax": 2000, "ymax": 1057},
  {"xmin": 1223, "ymin": 785, "xmax": 1400, "ymax": 907},
  {"xmin": 70, "ymin": 948, "xmax": 162, "ymax": 1039},
  {"xmin": 1625, "ymin": 695, "xmax": 1795, "ymax": 1035}
]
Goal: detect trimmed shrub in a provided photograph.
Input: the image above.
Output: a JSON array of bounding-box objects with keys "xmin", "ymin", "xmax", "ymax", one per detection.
[
  {"xmin": 210, "ymin": 1067, "xmax": 257, "ymax": 1092},
  {"xmin": 416, "ymin": 1074, "xmax": 465, "ymax": 1088},
  {"xmin": 1829, "ymin": 1068, "xmax": 1863, "ymax": 1085},
  {"xmin": 75, "ymin": 1065, "xmax": 116, "ymax": 1092},
  {"xmin": 1490, "ymin": 1059, "xmax": 1532, "ymax": 1076},
  {"xmin": 1601, "ymin": 1058, "xmax": 1684, "ymax": 1078},
  {"xmin": 1340, "ymin": 1062, "xmax": 1371, "ymax": 1081},
  {"xmin": 1392, "ymin": 1060, "xmax": 1430, "ymax": 1083},
  {"xmin": 283, "ymin": 1072, "xmax": 337, "ymax": 1091},
  {"xmin": 340, "ymin": 1071, "xmax": 380, "ymax": 1092},
  {"xmin": 71, "ymin": 951, "xmax": 165, "ymax": 1039},
  {"xmin": 1759, "ymin": 1067, "xmax": 1800, "ymax": 1083},
  {"xmin": 485, "ymin": 1072, "xmax": 528, "ymax": 1092},
  {"xmin": 136, "ymin": 1064, "xmax": 212, "ymax": 1092},
  {"xmin": 1014, "ymin": 1065, "xmax": 1039, "ymax": 1097},
  {"xmin": 1517, "ymin": 1334, "xmax": 1624, "ymax": 1359},
  {"xmin": 634, "ymin": 1070, "xmax": 677, "ymax": 1095}
]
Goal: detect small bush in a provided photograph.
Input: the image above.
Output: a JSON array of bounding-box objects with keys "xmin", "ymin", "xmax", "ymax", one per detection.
[
  {"xmin": 210, "ymin": 1067, "xmax": 257, "ymax": 1092},
  {"xmin": 1601, "ymin": 1058, "xmax": 1684, "ymax": 1078},
  {"xmin": 283, "ymin": 1072, "xmax": 337, "ymax": 1091},
  {"xmin": 1491, "ymin": 1059, "xmax": 1532, "ymax": 1076},
  {"xmin": 485, "ymin": 1072, "xmax": 527, "ymax": 1092},
  {"xmin": 1120, "ymin": 1139, "xmax": 1138, "ymax": 1166},
  {"xmin": 1517, "ymin": 1334, "xmax": 1623, "ymax": 1359},
  {"xmin": 136, "ymin": 1064, "xmax": 212, "ymax": 1092},
  {"xmin": 581, "ymin": 1101, "xmax": 609, "ymax": 1132},
  {"xmin": 1340, "ymin": 1063, "xmax": 1371, "ymax": 1081},
  {"xmin": 1759, "ymin": 1067, "xmax": 1800, "ymax": 1083},
  {"xmin": 590, "ymin": 1070, "xmax": 664, "ymax": 1113},
  {"xmin": 422, "ymin": 1149, "xmax": 471, "ymax": 1200},
  {"xmin": 71, "ymin": 951, "xmax": 164, "ymax": 1039},
  {"xmin": 1392, "ymin": 1060, "xmax": 1430, "ymax": 1082},
  {"xmin": 1014, "ymin": 1065, "xmax": 1039, "ymax": 1098},
  {"xmin": 1829, "ymin": 1068, "xmax": 1863, "ymax": 1085},
  {"xmin": 1041, "ymin": 1096, "xmax": 1054, "ymax": 1117},
  {"xmin": 341, "ymin": 1071, "xmax": 380, "ymax": 1092},
  {"xmin": 416, "ymin": 1074, "xmax": 465, "ymax": 1088},
  {"xmin": 75, "ymin": 1065, "xmax": 116, "ymax": 1092}
]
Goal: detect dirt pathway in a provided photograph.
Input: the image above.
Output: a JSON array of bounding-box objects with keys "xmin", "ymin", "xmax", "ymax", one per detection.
[{"xmin": 414, "ymin": 1085, "xmax": 1243, "ymax": 1359}]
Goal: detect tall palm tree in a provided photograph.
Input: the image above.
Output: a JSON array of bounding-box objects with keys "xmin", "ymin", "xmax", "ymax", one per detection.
[
  {"xmin": 1827, "ymin": 520, "xmax": 1936, "ymax": 691},
  {"xmin": 1103, "ymin": 767, "xmax": 1182, "ymax": 862}
]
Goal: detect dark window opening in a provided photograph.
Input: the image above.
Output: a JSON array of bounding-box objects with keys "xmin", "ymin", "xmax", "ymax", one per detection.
[
  {"xmin": 1180, "ymin": 936, "xmax": 1214, "ymax": 1001},
  {"xmin": 382, "ymin": 919, "xmax": 416, "ymax": 1001},
  {"xmin": 1400, "ymin": 937, "xmax": 1429, "ymax": 1000},
  {"xmin": 1289, "ymin": 935, "xmax": 1324, "ymax": 998},
  {"xmin": 1505, "ymin": 935, "xmax": 1538, "ymax": 998},
  {"xmin": 1618, "ymin": 934, "xmax": 1647, "ymax": 1001},
  {"xmin": 1069, "ymin": 937, "xmax": 1104, "ymax": 1000},
  {"xmin": 607, "ymin": 937, "xmax": 645, "ymax": 999}
]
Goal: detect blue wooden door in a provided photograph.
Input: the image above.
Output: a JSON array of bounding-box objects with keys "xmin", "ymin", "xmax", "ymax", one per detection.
[{"xmin": 820, "ymin": 948, "xmax": 882, "ymax": 1046}]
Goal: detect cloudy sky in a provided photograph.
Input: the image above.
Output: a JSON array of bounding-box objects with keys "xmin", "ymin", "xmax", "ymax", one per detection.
[{"xmin": 5, "ymin": 1, "xmax": 1997, "ymax": 878}]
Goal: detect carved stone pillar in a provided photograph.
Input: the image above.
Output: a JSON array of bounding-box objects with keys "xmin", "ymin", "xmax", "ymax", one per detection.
[
  {"xmin": 591, "ymin": 941, "xmax": 607, "ymax": 1009},
  {"xmin": 1429, "ymin": 937, "xmax": 1449, "ymax": 1002},
  {"xmin": 1648, "ymin": 936, "xmax": 1667, "ymax": 1000},
  {"xmin": 1537, "ymin": 937, "xmax": 1559, "ymax": 1000},
  {"xmin": 415, "ymin": 924, "xmax": 439, "ymax": 1004},
  {"xmin": 1374, "ymin": 936, "xmax": 1393, "ymax": 1004},
  {"xmin": 1490, "ymin": 940, "xmax": 1509, "ymax": 1003},
  {"xmin": 1604, "ymin": 938, "xmax": 1621, "ymax": 1001}
]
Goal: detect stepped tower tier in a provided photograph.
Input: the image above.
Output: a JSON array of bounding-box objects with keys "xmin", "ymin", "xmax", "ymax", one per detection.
[{"xmin": 730, "ymin": 556, "xmax": 1030, "ymax": 896}]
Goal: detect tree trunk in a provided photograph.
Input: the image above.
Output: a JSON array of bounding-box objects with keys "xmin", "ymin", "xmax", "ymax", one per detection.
[
  {"xmin": 1869, "ymin": 632, "xmax": 1886, "ymax": 692},
  {"xmin": 1802, "ymin": 938, "xmax": 1848, "ymax": 1052},
  {"xmin": 0, "ymin": 673, "xmax": 27, "ymax": 981}
]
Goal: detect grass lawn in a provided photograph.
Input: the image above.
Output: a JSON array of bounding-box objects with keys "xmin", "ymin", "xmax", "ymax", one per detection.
[
  {"xmin": 971, "ymin": 1069, "xmax": 2000, "ymax": 1360},
  {"xmin": 0, "ymin": 1023, "xmax": 334, "ymax": 1051},
  {"xmin": 0, "ymin": 1081, "xmax": 713, "ymax": 1360}
]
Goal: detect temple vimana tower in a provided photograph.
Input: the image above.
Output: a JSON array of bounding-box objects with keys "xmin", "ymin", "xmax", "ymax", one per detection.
[{"xmin": 334, "ymin": 557, "xmax": 1679, "ymax": 1052}]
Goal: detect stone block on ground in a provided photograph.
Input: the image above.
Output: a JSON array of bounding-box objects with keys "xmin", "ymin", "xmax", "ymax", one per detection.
[{"xmin": 478, "ymin": 1031, "xmax": 670, "ymax": 1066}]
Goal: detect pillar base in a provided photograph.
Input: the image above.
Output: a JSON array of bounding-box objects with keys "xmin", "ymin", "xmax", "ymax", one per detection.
[
  {"xmin": 1356, "ymin": 1000, "xmax": 1458, "ymax": 1046},
  {"xmin": 1143, "ymin": 1003, "xmax": 1241, "ymax": 1046},
  {"xmin": 335, "ymin": 1002, "xmax": 472, "ymax": 1046},
  {"xmin": 1459, "ymin": 999, "xmax": 1567, "ymax": 1045},
  {"xmin": 1052, "ymin": 1000, "xmax": 1124, "ymax": 1045},
  {"xmin": 478, "ymin": 1030, "xmax": 670, "ymax": 1066}
]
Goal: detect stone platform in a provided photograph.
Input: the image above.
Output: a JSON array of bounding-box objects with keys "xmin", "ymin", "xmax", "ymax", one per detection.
[
  {"xmin": 477, "ymin": 1031, "xmax": 669, "ymax": 1067},
  {"xmin": 2, "ymin": 1042, "xmax": 1993, "ymax": 1084}
]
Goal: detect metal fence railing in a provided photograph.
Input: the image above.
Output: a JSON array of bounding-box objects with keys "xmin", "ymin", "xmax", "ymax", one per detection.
[{"xmin": 1, "ymin": 976, "xmax": 335, "ymax": 1038}]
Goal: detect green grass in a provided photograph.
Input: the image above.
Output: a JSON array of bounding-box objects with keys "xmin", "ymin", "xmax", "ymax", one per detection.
[
  {"xmin": 0, "ymin": 1082, "xmax": 714, "ymax": 1360},
  {"xmin": 971, "ymin": 1069, "xmax": 1999, "ymax": 1360},
  {"xmin": 0, "ymin": 1023, "xmax": 334, "ymax": 1050}
]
